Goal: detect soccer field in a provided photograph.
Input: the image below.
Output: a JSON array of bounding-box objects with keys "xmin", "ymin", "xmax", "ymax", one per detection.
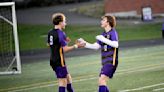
[{"xmin": 0, "ymin": 45, "xmax": 164, "ymax": 92}]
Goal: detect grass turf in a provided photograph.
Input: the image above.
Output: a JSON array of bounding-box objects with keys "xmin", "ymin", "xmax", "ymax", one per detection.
[
  {"xmin": 17, "ymin": 23, "xmax": 162, "ymax": 51},
  {"xmin": 0, "ymin": 45, "xmax": 164, "ymax": 92}
]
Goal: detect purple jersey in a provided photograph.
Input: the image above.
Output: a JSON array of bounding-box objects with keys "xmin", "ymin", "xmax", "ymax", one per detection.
[{"xmin": 97, "ymin": 28, "xmax": 119, "ymax": 66}]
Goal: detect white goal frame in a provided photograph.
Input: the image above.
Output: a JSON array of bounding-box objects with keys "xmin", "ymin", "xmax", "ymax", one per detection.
[{"xmin": 0, "ymin": 2, "xmax": 21, "ymax": 74}]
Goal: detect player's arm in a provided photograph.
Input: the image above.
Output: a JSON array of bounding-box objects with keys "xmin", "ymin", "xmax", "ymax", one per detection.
[
  {"xmin": 63, "ymin": 42, "xmax": 85, "ymax": 53},
  {"xmin": 78, "ymin": 38, "xmax": 100, "ymax": 50},
  {"xmin": 47, "ymin": 33, "xmax": 50, "ymax": 47},
  {"xmin": 60, "ymin": 32, "xmax": 85, "ymax": 52},
  {"xmin": 85, "ymin": 42, "xmax": 100, "ymax": 50},
  {"xmin": 96, "ymin": 35, "xmax": 118, "ymax": 48},
  {"xmin": 63, "ymin": 45, "xmax": 76, "ymax": 53}
]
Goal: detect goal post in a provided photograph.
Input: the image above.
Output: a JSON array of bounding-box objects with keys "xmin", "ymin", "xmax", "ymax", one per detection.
[{"xmin": 0, "ymin": 2, "xmax": 21, "ymax": 75}]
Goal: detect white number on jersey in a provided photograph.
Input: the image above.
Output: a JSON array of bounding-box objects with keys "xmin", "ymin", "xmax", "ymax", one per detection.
[{"xmin": 50, "ymin": 35, "xmax": 53, "ymax": 45}]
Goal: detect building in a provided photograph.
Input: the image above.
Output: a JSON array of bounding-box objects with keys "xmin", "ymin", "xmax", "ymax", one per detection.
[{"xmin": 104, "ymin": 0, "xmax": 164, "ymax": 17}]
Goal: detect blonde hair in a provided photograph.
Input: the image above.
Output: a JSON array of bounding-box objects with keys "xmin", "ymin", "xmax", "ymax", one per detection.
[{"xmin": 52, "ymin": 13, "xmax": 66, "ymax": 25}]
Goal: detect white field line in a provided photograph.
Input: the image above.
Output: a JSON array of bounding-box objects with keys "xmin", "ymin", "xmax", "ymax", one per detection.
[
  {"xmin": 8, "ymin": 77, "xmax": 97, "ymax": 92},
  {"xmin": 117, "ymin": 62, "xmax": 163, "ymax": 73},
  {"xmin": 118, "ymin": 83, "xmax": 164, "ymax": 92},
  {"xmin": 0, "ymin": 74, "xmax": 96, "ymax": 92},
  {"xmin": 8, "ymin": 84, "xmax": 57, "ymax": 92},
  {"xmin": 120, "ymin": 50, "xmax": 164, "ymax": 60},
  {"xmin": 6, "ymin": 63, "xmax": 164, "ymax": 92},
  {"xmin": 153, "ymin": 87, "xmax": 164, "ymax": 91}
]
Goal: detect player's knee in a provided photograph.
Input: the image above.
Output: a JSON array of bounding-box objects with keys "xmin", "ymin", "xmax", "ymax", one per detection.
[
  {"xmin": 58, "ymin": 78, "xmax": 67, "ymax": 87},
  {"xmin": 98, "ymin": 77, "xmax": 106, "ymax": 85},
  {"xmin": 67, "ymin": 74, "xmax": 72, "ymax": 83}
]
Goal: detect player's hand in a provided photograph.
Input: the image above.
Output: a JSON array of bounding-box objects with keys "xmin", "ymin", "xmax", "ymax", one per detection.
[
  {"xmin": 77, "ymin": 38, "xmax": 86, "ymax": 43},
  {"xmin": 96, "ymin": 35, "xmax": 104, "ymax": 40},
  {"xmin": 66, "ymin": 37, "xmax": 71, "ymax": 43},
  {"xmin": 75, "ymin": 38, "xmax": 86, "ymax": 48},
  {"xmin": 77, "ymin": 42, "xmax": 86, "ymax": 48}
]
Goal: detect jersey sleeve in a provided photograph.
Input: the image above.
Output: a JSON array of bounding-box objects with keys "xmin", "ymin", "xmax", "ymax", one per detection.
[
  {"xmin": 111, "ymin": 30, "xmax": 119, "ymax": 41},
  {"xmin": 58, "ymin": 31, "xmax": 67, "ymax": 47},
  {"xmin": 96, "ymin": 33, "xmax": 104, "ymax": 46},
  {"xmin": 47, "ymin": 32, "xmax": 50, "ymax": 44}
]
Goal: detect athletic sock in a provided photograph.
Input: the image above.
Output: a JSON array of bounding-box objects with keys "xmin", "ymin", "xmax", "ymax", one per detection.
[
  {"xmin": 59, "ymin": 86, "xmax": 65, "ymax": 92},
  {"xmin": 99, "ymin": 85, "xmax": 107, "ymax": 92},
  {"xmin": 67, "ymin": 83, "xmax": 74, "ymax": 92}
]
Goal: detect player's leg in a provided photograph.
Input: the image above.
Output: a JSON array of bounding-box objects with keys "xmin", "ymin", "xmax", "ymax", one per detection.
[
  {"xmin": 98, "ymin": 74, "xmax": 109, "ymax": 92},
  {"xmin": 53, "ymin": 66, "xmax": 68, "ymax": 92},
  {"xmin": 98, "ymin": 64, "xmax": 116, "ymax": 92},
  {"xmin": 66, "ymin": 74, "xmax": 74, "ymax": 92},
  {"xmin": 58, "ymin": 78, "xmax": 67, "ymax": 92}
]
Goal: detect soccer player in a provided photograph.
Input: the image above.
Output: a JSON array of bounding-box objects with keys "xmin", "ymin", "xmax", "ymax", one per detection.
[
  {"xmin": 79, "ymin": 15, "xmax": 119, "ymax": 92},
  {"xmin": 47, "ymin": 13, "xmax": 85, "ymax": 92}
]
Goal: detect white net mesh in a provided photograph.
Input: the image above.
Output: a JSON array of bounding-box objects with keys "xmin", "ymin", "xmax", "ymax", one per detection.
[{"xmin": 0, "ymin": 3, "xmax": 20, "ymax": 74}]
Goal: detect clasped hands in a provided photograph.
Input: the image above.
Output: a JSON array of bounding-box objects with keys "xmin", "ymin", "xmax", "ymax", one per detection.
[{"xmin": 68, "ymin": 35, "xmax": 104, "ymax": 48}]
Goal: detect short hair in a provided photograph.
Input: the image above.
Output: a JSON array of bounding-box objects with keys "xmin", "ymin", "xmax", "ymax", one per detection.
[
  {"xmin": 52, "ymin": 13, "xmax": 66, "ymax": 25},
  {"xmin": 102, "ymin": 14, "xmax": 116, "ymax": 28}
]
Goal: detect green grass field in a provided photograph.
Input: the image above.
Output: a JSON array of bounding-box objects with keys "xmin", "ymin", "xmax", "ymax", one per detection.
[
  {"xmin": 0, "ymin": 45, "xmax": 164, "ymax": 92},
  {"xmin": 17, "ymin": 23, "xmax": 162, "ymax": 51}
]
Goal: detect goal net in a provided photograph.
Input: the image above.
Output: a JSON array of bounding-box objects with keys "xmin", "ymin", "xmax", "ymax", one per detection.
[{"xmin": 0, "ymin": 2, "xmax": 21, "ymax": 75}]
